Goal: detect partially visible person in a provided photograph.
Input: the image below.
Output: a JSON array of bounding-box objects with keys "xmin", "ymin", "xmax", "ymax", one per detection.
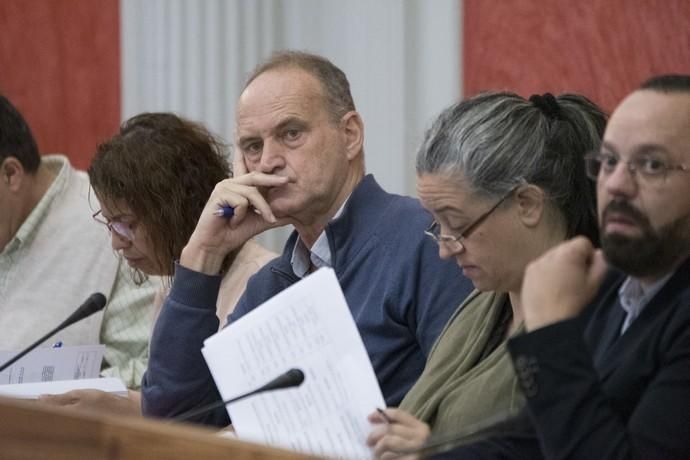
[
  {"xmin": 40, "ymin": 112, "xmax": 276, "ymax": 416},
  {"xmin": 435, "ymin": 75, "xmax": 690, "ymax": 459},
  {"xmin": 367, "ymin": 91, "xmax": 606, "ymax": 458},
  {"xmin": 142, "ymin": 51, "xmax": 474, "ymax": 425},
  {"xmin": 0, "ymin": 94, "xmax": 154, "ymax": 389}
]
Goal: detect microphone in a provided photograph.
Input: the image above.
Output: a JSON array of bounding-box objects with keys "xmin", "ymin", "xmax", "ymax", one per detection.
[
  {"xmin": 0, "ymin": 293, "xmax": 107, "ymax": 373},
  {"xmin": 173, "ymin": 368, "xmax": 305, "ymax": 423}
]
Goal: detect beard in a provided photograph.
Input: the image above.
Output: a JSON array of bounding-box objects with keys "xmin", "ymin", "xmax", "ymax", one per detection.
[{"xmin": 601, "ymin": 200, "xmax": 690, "ymax": 278}]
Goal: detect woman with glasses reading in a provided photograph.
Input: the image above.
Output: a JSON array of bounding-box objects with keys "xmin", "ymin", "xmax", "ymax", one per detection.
[
  {"xmin": 40, "ymin": 113, "xmax": 275, "ymax": 415},
  {"xmin": 367, "ymin": 92, "xmax": 606, "ymax": 458},
  {"xmin": 89, "ymin": 113, "xmax": 275, "ymax": 321}
]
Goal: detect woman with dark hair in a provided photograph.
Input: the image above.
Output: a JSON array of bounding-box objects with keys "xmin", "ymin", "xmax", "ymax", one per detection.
[
  {"xmin": 88, "ymin": 112, "xmax": 275, "ymax": 319},
  {"xmin": 40, "ymin": 112, "xmax": 275, "ymax": 415},
  {"xmin": 368, "ymin": 92, "xmax": 606, "ymax": 458}
]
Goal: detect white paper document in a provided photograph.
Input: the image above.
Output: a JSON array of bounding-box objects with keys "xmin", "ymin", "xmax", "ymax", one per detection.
[
  {"xmin": 202, "ymin": 268, "xmax": 385, "ymax": 459},
  {"xmin": 0, "ymin": 377, "xmax": 127, "ymax": 399},
  {"xmin": 0, "ymin": 344, "xmax": 105, "ymax": 385}
]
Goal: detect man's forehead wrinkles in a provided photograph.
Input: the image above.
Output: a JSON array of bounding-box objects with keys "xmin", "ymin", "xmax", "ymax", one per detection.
[
  {"xmin": 237, "ymin": 99, "xmax": 323, "ymax": 141},
  {"xmin": 602, "ymin": 141, "xmax": 672, "ymax": 158},
  {"xmin": 243, "ymin": 94, "xmax": 318, "ymax": 117},
  {"xmin": 237, "ymin": 111, "xmax": 309, "ymax": 136}
]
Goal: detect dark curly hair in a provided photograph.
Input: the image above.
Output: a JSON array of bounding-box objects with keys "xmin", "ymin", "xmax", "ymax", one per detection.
[{"xmin": 88, "ymin": 112, "xmax": 231, "ymax": 282}]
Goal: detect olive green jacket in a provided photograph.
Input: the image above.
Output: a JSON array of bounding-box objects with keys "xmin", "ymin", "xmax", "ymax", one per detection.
[{"xmin": 400, "ymin": 290, "xmax": 525, "ymax": 435}]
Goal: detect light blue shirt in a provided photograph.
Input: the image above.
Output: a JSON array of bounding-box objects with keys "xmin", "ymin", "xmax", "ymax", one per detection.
[
  {"xmin": 618, "ymin": 272, "xmax": 673, "ymax": 334},
  {"xmin": 290, "ymin": 198, "xmax": 349, "ymax": 278}
]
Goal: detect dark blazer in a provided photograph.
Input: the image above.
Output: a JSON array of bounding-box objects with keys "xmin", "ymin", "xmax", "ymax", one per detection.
[{"xmin": 439, "ymin": 257, "xmax": 690, "ymax": 459}]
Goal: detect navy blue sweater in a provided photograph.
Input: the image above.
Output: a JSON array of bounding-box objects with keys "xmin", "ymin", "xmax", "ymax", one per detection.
[{"xmin": 142, "ymin": 175, "xmax": 473, "ymax": 425}]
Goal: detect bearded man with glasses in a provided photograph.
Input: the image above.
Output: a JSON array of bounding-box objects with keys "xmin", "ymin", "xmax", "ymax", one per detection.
[{"xmin": 436, "ymin": 75, "xmax": 690, "ymax": 460}]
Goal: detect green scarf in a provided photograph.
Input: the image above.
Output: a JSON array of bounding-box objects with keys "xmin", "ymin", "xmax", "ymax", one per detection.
[{"xmin": 399, "ymin": 290, "xmax": 525, "ymax": 435}]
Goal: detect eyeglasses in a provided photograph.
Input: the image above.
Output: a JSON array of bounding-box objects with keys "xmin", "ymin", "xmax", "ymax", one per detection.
[
  {"xmin": 585, "ymin": 151, "xmax": 690, "ymax": 184},
  {"xmin": 425, "ymin": 185, "xmax": 518, "ymax": 251},
  {"xmin": 92, "ymin": 209, "xmax": 136, "ymax": 241}
]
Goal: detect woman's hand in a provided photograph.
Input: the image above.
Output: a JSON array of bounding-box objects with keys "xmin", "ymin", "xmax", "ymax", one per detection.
[
  {"xmin": 367, "ymin": 408, "xmax": 430, "ymax": 459},
  {"xmin": 38, "ymin": 389, "xmax": 142, "ymax": 417}
]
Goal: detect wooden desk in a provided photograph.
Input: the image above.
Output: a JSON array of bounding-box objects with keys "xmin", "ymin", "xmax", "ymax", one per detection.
[{"xmin": 0, "ymin": 396, "xmax": 312, "ymax": 460}]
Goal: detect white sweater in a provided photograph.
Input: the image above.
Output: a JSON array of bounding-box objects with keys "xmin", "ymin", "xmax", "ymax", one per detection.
[{"xmin": 0, "ymin": 156, "xmax": 118, "ymax": 349}]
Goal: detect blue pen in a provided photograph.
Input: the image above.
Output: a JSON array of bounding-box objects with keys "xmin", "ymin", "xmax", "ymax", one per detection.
[{"xmin": 213, "ymin": 205, "xmax": 235, "ymax": 218}]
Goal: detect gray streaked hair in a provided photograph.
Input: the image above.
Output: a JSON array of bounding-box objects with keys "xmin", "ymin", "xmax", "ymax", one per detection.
[{"xmin": 416, "ymin": 91, "xmax": 606, "ymax": 242}]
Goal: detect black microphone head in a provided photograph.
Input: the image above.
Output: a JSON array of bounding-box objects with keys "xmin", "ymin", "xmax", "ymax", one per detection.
[
  {"xmin": 285, "ymin": 368, "xmax": 305, "ymax": 386},
  {"xmin": 256, "ymin": 368, "xmax": 305, "ymax": 393},
  {"xmin": 82, "ymin": 292, "xmax": 107, "ymax": 315},
  {"xmin": 274, "ymin": 368, "xmax": 305, "ymax": 389},
  {"xmin": 61, "ymin": 292, "xmax": 107, "ymax": 328}
]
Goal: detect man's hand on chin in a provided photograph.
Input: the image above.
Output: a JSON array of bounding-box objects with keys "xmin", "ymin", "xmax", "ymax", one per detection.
[
  {"xmin": 521, "ymin": 237, "xmax": 608, "ymax": 332},
  {"xmin": 181, "ymin": 172, "xmax": 288, "ymax": 275}
]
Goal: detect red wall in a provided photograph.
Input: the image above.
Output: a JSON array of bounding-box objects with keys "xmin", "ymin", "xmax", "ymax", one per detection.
[
  {"xmin": 0, "ymin": 0, "xmax": 120, "ymax": 170},
  {"xmin": 464, "ymin": 0, "xmax": 690, "ymax": 112}
]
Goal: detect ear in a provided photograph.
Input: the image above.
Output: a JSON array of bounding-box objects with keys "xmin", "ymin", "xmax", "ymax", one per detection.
[
  {"xmin": 515, "ymin": 184, "xmax": 546, "ymax": 228},
  {"xmin": 340, "ymin": 111, "xmax": 364, "ymax": 161},
  {"xmin": 1, "ymin": 156, "xmax": 26, "ymax": 192}
]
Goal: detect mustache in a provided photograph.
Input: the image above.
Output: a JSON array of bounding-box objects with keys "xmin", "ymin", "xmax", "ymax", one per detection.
[{"xmin": 602, "ymin": 200, "xmax": 650, "ymax": 227}]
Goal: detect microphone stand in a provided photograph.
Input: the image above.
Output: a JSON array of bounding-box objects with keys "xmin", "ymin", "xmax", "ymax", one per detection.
[
  {"xmin": 0, "ymin": 324, "xmax": 75, "ymax": 373},
  {"xmin": 173, "ymin": 386, "xmax": 270, "ymax": 423},
  {"xmin": 0, "ymin": 293, "xmax": 107, "ymax": 373},
  {"xmin": 173, "ymin": 368, "xmax": 305, "ymax": 423}
]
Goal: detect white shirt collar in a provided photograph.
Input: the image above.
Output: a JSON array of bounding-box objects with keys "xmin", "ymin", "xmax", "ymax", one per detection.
[{"xmin": 290, "ymin": 197, "xmax": 350, "ymax": 278}]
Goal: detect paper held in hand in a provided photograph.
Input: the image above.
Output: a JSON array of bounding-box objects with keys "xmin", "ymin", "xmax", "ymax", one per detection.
[{"xmin": 202, "ymin": 267, "xmax": 385, "ymax": 459}]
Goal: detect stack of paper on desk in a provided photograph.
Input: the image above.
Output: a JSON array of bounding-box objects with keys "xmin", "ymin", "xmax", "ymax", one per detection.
[
  {"xmin": 0, "ymin": 344, "xmax": 105, "ymax": 385},
  {"xmin": 0, "ymin": 377, "xmax": 127, "ymax": 399},
  {"xmin": 0, "ymin": 344, "xmax": 125, "ymax": 400},
  {"xmin": 202, "ymin": 268, "xmax": 385, "ymax": 459}
]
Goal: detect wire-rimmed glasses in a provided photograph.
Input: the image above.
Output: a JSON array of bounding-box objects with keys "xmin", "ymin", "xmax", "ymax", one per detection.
[
  {"xmin": 584, "ymin": 150, "xmax": 690, "ymax": 184},
  {"xmin": 92, "ymin": 209, "xmax": 136, "ymax": 241},
  {"xmin": 424, "ymin": 185, "xmax": 519, "ymax": 251}
]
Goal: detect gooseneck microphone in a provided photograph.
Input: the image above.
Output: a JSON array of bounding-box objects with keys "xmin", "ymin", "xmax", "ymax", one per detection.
[
  {"xmin": 388, "ymin": 409, "xmax": 520, "ymax": 459},
  {"xmin": 173, "ymin": 368, "xmax": 305, "ymax": 423},
  {"xmin": 0, "ymin": 292, "xmax": 107, "ymax": 373}
]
